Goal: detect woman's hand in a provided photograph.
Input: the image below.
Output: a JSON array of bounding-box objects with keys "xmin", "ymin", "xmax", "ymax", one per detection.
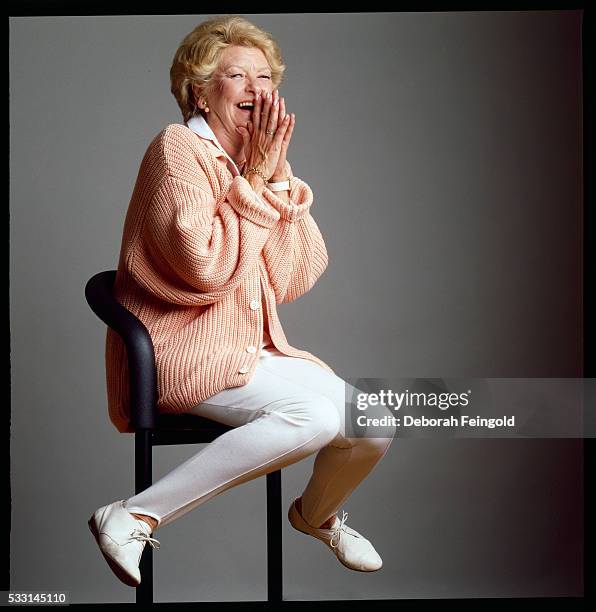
[
  {"xmin": 268, "ymin": 91, "xmax": 295, "ymax": 181},
  {"xmin": 236, "ymin": 89, "xmax": 292, "ymax": 182}
]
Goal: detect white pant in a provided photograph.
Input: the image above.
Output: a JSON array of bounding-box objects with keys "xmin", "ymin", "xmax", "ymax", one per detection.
[{"xmin": 124, "ymin": 346, "xmax": 397, "ymax": 531}]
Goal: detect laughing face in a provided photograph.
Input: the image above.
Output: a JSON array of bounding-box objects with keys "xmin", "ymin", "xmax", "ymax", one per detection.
[{"xmin": 195, "ymin": 44, "xmax": 274, "ymax": 156}]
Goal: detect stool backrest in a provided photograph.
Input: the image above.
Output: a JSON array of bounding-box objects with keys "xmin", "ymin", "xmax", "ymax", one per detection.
[{"xmin": 85, "ymin": 270, "xmax": 158, "ymax": 430}]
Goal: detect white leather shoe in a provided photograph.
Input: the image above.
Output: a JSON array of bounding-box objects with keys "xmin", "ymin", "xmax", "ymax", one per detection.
[
  {"xmin": 288, "ymin": 498, "xmax": 383, "ymax": 572},
  {"xmin": 88, "ymin": 500, "xmax": 161, "ymax": 587}
]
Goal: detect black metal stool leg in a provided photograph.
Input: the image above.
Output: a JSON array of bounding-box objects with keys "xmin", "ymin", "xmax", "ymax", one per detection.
[
  {"xmin": 266, "ymin": 470, "xmax": 283, "ymax": 602},
  {"xmin": 131, "ymin": 429, "xmax": 282, "ymax": 603},
  {"xmin": 135, "ymin": 429, "xmax": 153, "ymax": 605}
]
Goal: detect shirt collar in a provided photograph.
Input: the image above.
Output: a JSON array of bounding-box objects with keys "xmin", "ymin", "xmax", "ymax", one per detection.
[{"xmin": 185, "ymin": 114, "xmax": 241, "ymax": 177}]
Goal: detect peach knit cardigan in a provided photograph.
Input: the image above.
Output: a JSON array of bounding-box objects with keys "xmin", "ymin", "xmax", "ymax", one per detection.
[{"xmin": 105, "ymin": 123, "xmax": 334, "ymax": 433}]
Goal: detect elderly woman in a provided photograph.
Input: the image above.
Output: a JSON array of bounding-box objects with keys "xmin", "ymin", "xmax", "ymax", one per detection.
[{"xmin": 89, "ymin": 15, "xmax": 396, "ymax": 586}]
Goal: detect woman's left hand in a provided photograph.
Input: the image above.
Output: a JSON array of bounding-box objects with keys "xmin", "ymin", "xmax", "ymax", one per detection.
[{"xmin": 247, "ymin": 89, "xmax": 295, "ymax": 182}]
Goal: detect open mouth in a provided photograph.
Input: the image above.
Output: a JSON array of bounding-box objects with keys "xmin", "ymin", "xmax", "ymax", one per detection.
[{"xmin": 236, "ymin": 103, "xmax": 254, "ymax": 113}]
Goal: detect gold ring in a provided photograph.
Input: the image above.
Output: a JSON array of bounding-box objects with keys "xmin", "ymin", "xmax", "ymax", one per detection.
[{"xmin": 266, "ymin": 130, "xmax": 275, "ymax": 136}]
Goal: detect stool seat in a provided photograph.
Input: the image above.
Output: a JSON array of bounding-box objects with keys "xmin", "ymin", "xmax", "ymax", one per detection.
[
  {"xmin": 153, "ymin": 413, "xmax": 234, "ymax": 445},
  {"xmin": 156, "ymin": 413, "xmax": 229, "ymax": 429},
  {"xmin": 85, "ymin": 270, "xmax": 283, "ymax": 604}
]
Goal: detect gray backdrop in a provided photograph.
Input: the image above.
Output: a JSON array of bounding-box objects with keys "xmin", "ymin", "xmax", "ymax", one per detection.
[{"xmin": 9, "ymin": 11, "xmax": 583, "ymax": 604}]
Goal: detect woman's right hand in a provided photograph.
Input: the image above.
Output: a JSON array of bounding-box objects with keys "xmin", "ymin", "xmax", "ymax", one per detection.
[{"xmin": 236, "ymin": 89, "xmax": 291, "ymax": 182}]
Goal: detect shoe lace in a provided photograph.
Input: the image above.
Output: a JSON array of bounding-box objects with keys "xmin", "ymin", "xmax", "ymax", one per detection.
[
  {"xmin": 128, "ymin": 528, "xmax": 161, "ymax": 550},
  {"xmin": 329, "ymin": 511, "xmax": 349, "ymax": 549}
]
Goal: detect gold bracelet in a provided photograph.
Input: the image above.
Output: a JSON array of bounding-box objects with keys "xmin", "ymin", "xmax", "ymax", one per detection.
[{"xmin": 243, "ymin": 166, "xmax": 268, "ymax": 183}]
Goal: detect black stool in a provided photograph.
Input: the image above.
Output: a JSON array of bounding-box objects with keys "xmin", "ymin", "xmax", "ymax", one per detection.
[{"xmin": 85, "ymin": 270, "xmax": 283, "ymax": 604}]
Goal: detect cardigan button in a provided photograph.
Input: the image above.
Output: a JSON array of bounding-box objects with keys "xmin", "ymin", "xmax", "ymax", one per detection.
[
  {"xmin": 246, "ymin": 346, "xmax": 257, "ymax": 353},
  {"xmin": 238, "ymin": 365, "xmax": 250, "ymax": 374},
  {"xmin": 249, "ymin": 299, "xmax": 260, "ymax": 310}
]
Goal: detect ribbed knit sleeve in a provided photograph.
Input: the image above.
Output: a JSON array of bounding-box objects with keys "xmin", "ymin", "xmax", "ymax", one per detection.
[
  {"xmin": 126, "ymin": 126, "xmax": 281, "ymax": 306},
  {"xmin": 259, "ymin": 165, "xmax": 329, "ymax": 304},
  {"xmin": 260, "ymin": 179, "xmax": 313, "ymax": 223}
]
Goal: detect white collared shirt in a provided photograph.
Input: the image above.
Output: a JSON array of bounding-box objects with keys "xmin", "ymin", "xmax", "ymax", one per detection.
[{"xmin": 186, "ymin": 113, "xmax": 245, "ymax": 177}]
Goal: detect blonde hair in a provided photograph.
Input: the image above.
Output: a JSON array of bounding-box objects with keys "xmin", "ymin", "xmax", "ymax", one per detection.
[{"xmin": 170, "ymin": 15, "xmax": 286, "ymax": 123}]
